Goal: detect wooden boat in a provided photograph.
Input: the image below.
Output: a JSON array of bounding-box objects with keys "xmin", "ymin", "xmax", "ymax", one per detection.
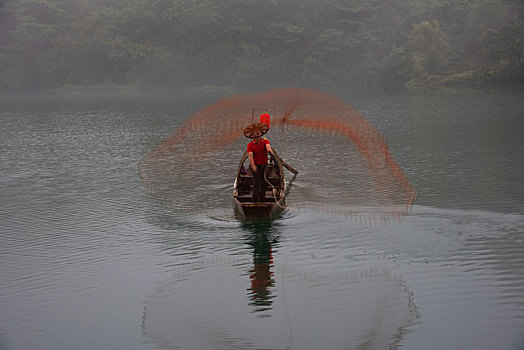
[{"xmin": 233, "ymin": 148, "xmax": 287, "ymax": 219}]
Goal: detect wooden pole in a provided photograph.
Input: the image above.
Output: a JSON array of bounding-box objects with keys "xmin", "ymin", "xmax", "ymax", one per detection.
[{"xmin": 280, "ymin": 158, "xmax": 298, "ymax": 175}]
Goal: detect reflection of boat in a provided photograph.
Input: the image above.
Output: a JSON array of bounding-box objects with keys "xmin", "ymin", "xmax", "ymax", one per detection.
[{"xmin": 233, "ymin": 149, "xmax": 287, "ymax": 219}]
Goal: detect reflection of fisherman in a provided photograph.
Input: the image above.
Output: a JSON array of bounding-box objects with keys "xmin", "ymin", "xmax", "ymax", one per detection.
[
  {"xmin": 244, "ymin": 222, "xmax": 276, "ymax": 312},
  {"xmin": 249, "ymin": 237, "xmax": 274, "ymax": 306},
  {"xmin": 244, "ymin": 118, "xmax": 274, "ymax": 202}
]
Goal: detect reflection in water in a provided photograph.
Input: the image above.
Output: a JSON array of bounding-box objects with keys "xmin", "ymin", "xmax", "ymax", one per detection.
[
  {"xmin": 243, "ymin": 222, "xmax": 278, "ymax": 314},
  {"xmin": 141, "ymin": 216, "xmax": 423, "ymax": 349}
]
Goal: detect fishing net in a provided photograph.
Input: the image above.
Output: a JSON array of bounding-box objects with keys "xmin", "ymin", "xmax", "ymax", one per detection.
[{"xmin": 138, "ymin": 88, "xmax": 416, "ymax": 219}]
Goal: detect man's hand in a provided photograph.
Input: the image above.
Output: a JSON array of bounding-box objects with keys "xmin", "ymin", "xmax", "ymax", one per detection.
[{"xmin": 252, "ymin": 164, "xmax": 257, "ymax": 173}]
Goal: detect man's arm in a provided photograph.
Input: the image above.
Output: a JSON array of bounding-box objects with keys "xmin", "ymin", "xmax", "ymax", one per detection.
[{"xmin": 266, "ymin": 143, "xmax": 274, "ymax": 156}]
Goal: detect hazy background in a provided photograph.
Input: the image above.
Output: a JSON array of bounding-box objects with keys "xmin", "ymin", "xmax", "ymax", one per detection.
[{"xmin": 0, "ymin": 0, "xmax": 523, "ymax": 95}]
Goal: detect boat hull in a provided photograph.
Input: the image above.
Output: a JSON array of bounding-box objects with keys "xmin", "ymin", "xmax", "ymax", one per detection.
[{"xmin": 233, "ymin": 197, "xmax": 285, "ymax": 219}]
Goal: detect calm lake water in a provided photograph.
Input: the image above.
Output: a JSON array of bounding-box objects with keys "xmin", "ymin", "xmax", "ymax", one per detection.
[{"xmin": 1, "ymin": 91, "xmax": 523, "ymax": 350}]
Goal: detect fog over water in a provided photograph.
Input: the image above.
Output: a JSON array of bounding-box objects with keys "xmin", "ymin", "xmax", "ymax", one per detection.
[{"xmin": 0, "ymin": 91, "xmax": 523, "ymax": 350}]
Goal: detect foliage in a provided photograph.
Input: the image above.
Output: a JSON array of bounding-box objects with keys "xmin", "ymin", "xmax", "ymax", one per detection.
[
  {"xmin": 0, "ymin": 0, "xmax": 523, "ymax": 93},
  {"xmin": 408, "ymin": 20, "xmax": 450, "ymax": 79},
  {"xmin": 481, "ymin": 16, "xmax": 524, "ymax": 84}
]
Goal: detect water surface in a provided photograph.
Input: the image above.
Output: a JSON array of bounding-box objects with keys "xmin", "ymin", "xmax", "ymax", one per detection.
[{"xmin": 0, "ymin": 92, "xmax": 523, "ymax": 350}]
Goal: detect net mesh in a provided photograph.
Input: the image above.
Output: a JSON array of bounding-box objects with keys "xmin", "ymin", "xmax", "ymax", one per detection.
[{"xmin": 138, "ymin": 88, "xmax": 416, "ymax": 219}]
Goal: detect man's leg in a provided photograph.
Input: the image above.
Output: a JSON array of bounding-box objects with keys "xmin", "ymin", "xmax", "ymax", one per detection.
[
  {"xmin": 252, "ymin": 164, "xmax": 266, "ymax": 202},
  {"xmin": 252, "ymin": 166, "xmax": 261, "ymax": 202},
  {"xmin": 259, "ymin": 164, "xmax": 267, "ymax": 201}
]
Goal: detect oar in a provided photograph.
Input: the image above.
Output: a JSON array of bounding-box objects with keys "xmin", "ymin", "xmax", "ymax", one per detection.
[
  {"xmin": 280, "ymin": 158, "xmax": 298, "ymax": 175},
  {"xmin": 271, "ymin": 148, "xmax": 298, "ymax": 175}
]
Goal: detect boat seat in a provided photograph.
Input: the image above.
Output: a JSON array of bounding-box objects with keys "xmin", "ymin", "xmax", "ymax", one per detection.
[{"xmin": 236, "ymin": 191, "xmax": 280, "ymax": 202}]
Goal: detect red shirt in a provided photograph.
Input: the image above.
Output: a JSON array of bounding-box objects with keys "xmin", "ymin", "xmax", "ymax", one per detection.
[{"xmin": 247, "ymin": 138, "xmax": 270, "ymax": 165}]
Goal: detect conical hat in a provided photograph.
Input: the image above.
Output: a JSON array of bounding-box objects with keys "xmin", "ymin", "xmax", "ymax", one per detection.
[{"xmin": 243, "ymin": 123, "xmax": 269, "ymax": 138}]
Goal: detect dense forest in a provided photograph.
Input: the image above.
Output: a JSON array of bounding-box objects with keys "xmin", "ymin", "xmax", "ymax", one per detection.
[{"xmin": 0, "ymin": 0, "xmax": 523, "ymax": 94}]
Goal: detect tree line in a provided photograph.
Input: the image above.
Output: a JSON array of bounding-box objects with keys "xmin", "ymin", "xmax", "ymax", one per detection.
[{"xmin": 0, "ymin": 0, "xmax": 522, "ymax": 94}]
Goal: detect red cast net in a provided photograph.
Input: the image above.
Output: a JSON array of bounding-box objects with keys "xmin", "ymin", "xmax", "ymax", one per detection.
[{"xmin": 138, "ymin": 88, "xmax": 416, "ymax": 220}]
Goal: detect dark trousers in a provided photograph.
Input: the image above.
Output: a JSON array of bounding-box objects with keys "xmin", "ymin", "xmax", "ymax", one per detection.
[{"xmin": 252, "ymin": 163, "xmax": 267, "ymax": 202}]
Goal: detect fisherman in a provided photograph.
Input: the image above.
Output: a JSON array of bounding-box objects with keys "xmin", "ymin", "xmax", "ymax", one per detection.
[{"xmin": 244, "ymin": 118, "xmax": 274, "ymax": 202}]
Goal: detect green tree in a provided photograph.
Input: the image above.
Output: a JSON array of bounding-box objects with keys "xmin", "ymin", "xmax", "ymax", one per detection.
[
  {"xmin": 1, "ymin": 0, "xmax": 68, "ymax": 90},
  {"xmin": 481, "ymin": 16, "xmax": 524, "ymax": 83},
  {"xmin": 1, "ymin": 0, "xmax": 523, "ymax": 93},
  {"xmin": 462, "ymin": 0, "xmax": 505, "ymax": 55},
  {"xmin": 407, "ymin": 20, "xmax": 450, "ymax": 81}
]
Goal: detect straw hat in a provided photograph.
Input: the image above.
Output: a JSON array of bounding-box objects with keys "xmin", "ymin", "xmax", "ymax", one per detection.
[{"xmin": 243, "ymin": 123, "xmax": 269, "ymax": 138}]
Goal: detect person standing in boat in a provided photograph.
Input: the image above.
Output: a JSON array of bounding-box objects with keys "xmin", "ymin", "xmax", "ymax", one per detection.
[{"xmin": 244, "ymin": 120, "xmax": 274, "ymax": 202}]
